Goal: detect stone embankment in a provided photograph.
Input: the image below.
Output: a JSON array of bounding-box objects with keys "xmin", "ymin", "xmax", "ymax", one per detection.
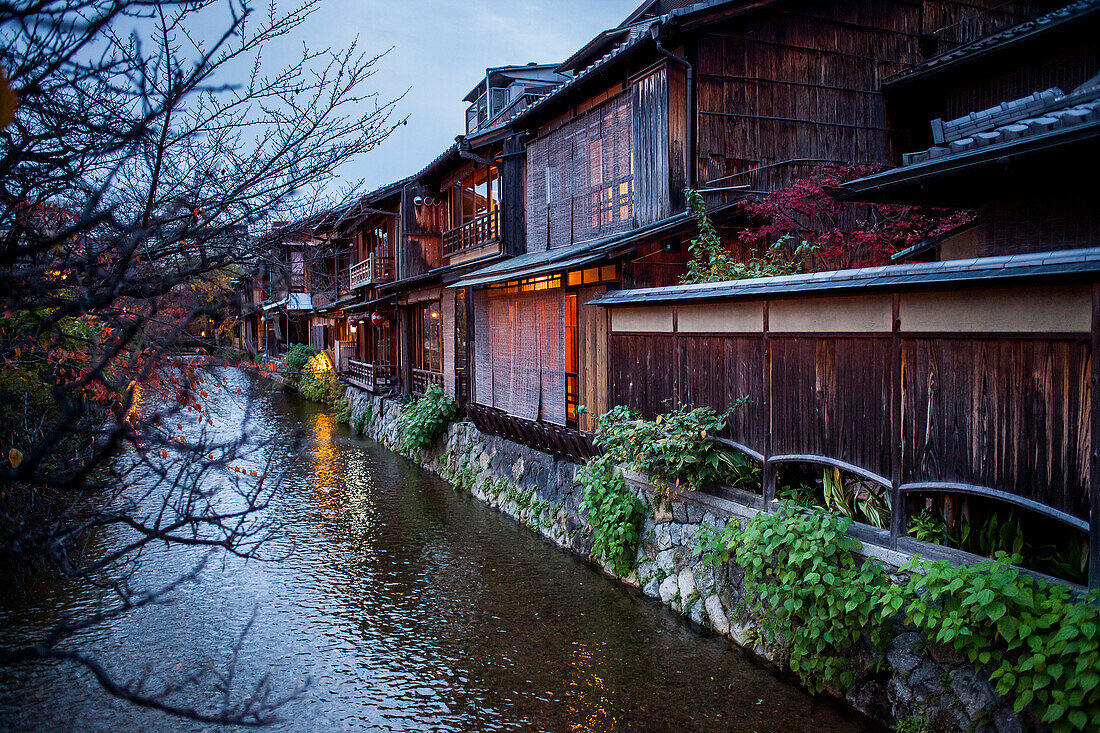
[{"xmin": 344, "ymin": 386, "xmax": 1026, "ymax": 732}]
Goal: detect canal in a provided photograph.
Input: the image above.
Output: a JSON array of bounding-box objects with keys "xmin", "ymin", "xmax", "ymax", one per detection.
[{"xmin": 0, "ymin": 369, "xmax": 870, "ymax": 732}]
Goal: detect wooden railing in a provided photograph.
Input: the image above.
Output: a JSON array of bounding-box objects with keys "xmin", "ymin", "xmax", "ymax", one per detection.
[
  {"xmin": 442, "ymin": 209, "xmax": 501, "ymax": 257},
  {"xmin": 410, "ymin": 368, "xmax": 443, "ymax": 395},
  {"xmin": 467, "ymin": 404, "xmax": 599, "ymax": 463},
  {"xmin": 349, "ymin": 253, "xmax": 395, "ymax": 289},
  {"xmin": 347, "ymin": 359, "xmax": 396, "ymax": 393}
]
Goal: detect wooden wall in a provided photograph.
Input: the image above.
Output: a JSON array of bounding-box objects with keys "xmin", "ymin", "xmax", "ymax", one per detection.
[
  {"xmin": 605, "ymin": 283, "xmax": 1094, "ymax": 538},
  {"xmin": 401, "ymin": 182, "xmax": 445, "ymax": 278},
  {"xmin": 690, "ymin": 0, "xmax": 1063, "ymax": 192}
]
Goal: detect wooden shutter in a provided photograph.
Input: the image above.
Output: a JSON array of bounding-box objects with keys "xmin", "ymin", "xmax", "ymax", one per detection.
[
  {"xmin": 512, "ymin": 294, "xmax": 541, "ymax": 420},
  {"xmin": 473, "ymin": 294, "xmax": 494, "ymax": 407},
  {"xmin": 538, "ymin": 292, "xmax": 566, "ymax": 426},
  {"xmin": 526, "ymin": 136, "xmax": 549, "ymax": 252},
  {"xmin": 491, "ymin": 298, "xmax": 514, "ymax": 414}
]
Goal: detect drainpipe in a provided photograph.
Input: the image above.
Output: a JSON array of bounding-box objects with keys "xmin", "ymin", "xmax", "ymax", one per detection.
[{"xmin": 651, "ymin": 26, "xmax": 695, "ymax": 194}]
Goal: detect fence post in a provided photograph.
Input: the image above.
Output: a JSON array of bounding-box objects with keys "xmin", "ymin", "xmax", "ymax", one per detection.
[
  {"xmin": 762, "ymin": 300, "xmax": 775, "ymax": 509},
  {"xmin": 1090, "ymin": 283, "xmax": 1099, "ymax": 589},
  {"xmin": 890, "ymin": 293, "xmax": 904, "ymax": 550}
]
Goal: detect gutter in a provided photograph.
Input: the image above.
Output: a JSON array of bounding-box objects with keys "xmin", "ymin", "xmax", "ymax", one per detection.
[{"xmin": 652, "ymin": 29, "xmax": 695, "ymax": 190}]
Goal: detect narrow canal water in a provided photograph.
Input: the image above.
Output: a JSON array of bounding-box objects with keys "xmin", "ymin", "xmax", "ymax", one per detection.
[{"xmin": 0, "ymin": 369, "xmax": 872, "ymax": 732}]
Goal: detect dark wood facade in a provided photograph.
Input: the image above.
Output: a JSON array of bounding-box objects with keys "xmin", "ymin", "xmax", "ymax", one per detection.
[{"xmin": 602, "ymin": 275, "xmax": 1095, "ymax": 579}]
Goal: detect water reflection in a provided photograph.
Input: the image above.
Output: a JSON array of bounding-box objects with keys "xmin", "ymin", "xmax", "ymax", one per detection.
[{"xmin": 0, "ymin": 370, "xmax": 873, "ymax": 732}]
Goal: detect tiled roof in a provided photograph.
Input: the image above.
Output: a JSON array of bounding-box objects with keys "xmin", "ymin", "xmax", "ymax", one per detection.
[
  {"xmin": 899, "ymin": 82, "xmax": 1100, "ymax": 166},
  {"xmin": 887, "ymin": 0, "xmax": 1100, "ymax": 86},
  {"xmin": 592, "ymin": 248, "xmax": 1100, "ymax": 305}
]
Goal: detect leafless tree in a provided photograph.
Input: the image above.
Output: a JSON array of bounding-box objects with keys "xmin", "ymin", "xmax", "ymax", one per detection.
[{"xmin": 0, "ymin": 0, "xmax": 402, "ymax": 724}]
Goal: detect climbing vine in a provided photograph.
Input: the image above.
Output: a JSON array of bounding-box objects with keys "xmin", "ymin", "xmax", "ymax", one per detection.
[
  {"xmin": 681, "ymin": 188, "xmax": 814, "ymax": 285},
  {"xmin": 697, "ymin": 507, "xmax": 890, "ymax": 693},
  {"xmin": 577, "ymin": 456, "xmax": 645, "ymax": 576},
  {"xmin": 695, "ymin": 505, "xmax": 1100, "ymax": 729},
  {"xmin": 398, "ymin": 383, "xmax": 456, "ymax": 452}
]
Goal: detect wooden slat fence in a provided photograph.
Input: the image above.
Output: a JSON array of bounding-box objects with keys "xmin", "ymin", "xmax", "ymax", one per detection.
[{"xmin": 602, "ymin": 281, "xmax": 1097, "ymax": 582}]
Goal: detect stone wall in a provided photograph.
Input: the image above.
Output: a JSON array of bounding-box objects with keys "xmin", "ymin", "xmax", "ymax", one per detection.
[{"xmin": 344, "ymin": 386, "xmax": 1025, "ymax": 732}]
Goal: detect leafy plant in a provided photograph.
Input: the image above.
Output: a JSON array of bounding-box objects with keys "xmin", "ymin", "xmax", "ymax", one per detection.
[
  {"xmin": 821, "ymin": 467, "xmax": 890, "ymax": 529},
  {"xmin": 577, "ymin": 456, "xmax": 645, "ymax": 576},
  {"xmin": 594, "ymin": 401, "xmax": 756, "ymax": 497},
  {"xmin": 681, "ymin": 187, "xmax": 816, "ymax": 285},
  {"xmin": 883, "ymin": 555, "xmax": 1100, "ymax": 732},
  {"xmin": 701, "ymin": 506, "xmax": 890, "ymax": 693},
  {"xmin": 282, "ymin": 343, "xmax": 316, "ymax": 374},
  {"xmin": 398, "ymin": 383, "xmax": 456, "ymax": 452},
  {"xmin": 908, "ymin": 508, "xmax": 948, "ymax": 545}
]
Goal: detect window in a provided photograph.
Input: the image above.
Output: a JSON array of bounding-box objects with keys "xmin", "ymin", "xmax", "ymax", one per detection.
[
  {"xmin": 290, "ymin": 250, "xmax": 305, "ymax": 290},
  {"xmin": 413, "ymin": 301, "xmax": 443, "ymax": 375},
  {"xmin": 451, "ymin": 165, "xmax": 499, "ymax": 228},
  {"xmin": 455, "ymin": 289, "xmax": 467, "ymax": 374},
  {"xmin": 564, "ymin": 293, "xmax": 578, "ymax": 426}
]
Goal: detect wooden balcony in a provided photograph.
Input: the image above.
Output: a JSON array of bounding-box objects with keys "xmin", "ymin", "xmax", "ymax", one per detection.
[
  {"xmin": 349, "ymin": 253, "xmax": 395, "ymax": 289},
  {"xmin": 410, "ymin": 368, "xmax": 443, "ymax": 395},
  {"xmin": 347, "ymin": 359, "xmax": 396, "ymax": 393},
  {"xmin": 442, "ymin": 209, "xmax": 501, "ymax": 257}
]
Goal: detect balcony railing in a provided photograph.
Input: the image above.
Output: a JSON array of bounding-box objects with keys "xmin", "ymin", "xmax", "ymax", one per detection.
[
  {"xmin": 349, "ymin": 253, "xmax": 395, "ymax": 289},
  {"xmin": 410, "ymin": 368, "xmax": 443, "ymax": 395},
  {"xmin": 347, "ymin": 359, "xmax": 396, "ymax": 393},
  {"xmin": 442, "ymin": 209, "xmax": 501, "ymax": 257}
]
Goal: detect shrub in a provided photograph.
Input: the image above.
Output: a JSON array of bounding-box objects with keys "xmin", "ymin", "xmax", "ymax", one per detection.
[
  {"xmin": 282, "ymin": 343, "xmax": 316, "ymax": 374},
  {"xmin": 578, "ymin": 456, "xmax": 645, "ymax": 575},
  {"xmin": 594, "ymin": 401, "xmax": 756, "ymax": 497},
  {"xmin": 399, "ymin": 383, "xmax": 456, "ymax": 452}
]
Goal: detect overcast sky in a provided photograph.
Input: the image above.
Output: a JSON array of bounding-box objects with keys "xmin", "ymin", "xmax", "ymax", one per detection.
[{"xmin": 295, "ymin": 0, "xmax": 640, "ymax": 192}]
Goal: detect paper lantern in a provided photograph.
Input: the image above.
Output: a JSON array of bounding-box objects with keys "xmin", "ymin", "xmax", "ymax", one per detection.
[{"xmin": 370, "ymin": 311, "xmax": 386, "ymax": 326}]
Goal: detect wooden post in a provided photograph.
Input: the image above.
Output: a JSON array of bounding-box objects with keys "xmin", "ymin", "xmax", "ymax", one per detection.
[
  {"xmin": 1090, "ymin": 283, "xmax": 1100, "ymax": 589},
  {"xmin": 762, "ymin": 300, "xmax": 775, "ymax": 509},
  {"xmin": 890, "ymin": 293, "xmax": 904, "ymax": 550}
]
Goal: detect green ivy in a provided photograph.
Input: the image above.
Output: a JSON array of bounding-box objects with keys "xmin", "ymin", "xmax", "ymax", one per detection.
[
  {"xmin": 696, "ymin": 505, "xmax": 1100, "ymax": 728},
  {"xmin": 883, "ymin": 555, "xmax": 1100, "ymax": 731},
  {"xmin": 594, "ymin": 402, "xmax": 756, "ymax": 497},
  {"xmin": 578, "ymin": 456, "xmax": 645, "ymax": 576},
  {"xmin": 398, "ymin": 383, "xmax": 456, "ymax": 452},
  {"xmin": 718, "ymin": 506, "xmax": 890, "ymax": 693}
]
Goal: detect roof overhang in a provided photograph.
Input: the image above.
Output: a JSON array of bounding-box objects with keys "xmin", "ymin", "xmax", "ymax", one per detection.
[
  {"xmin": 590, "ymin": 248, "xmax": 1100, "ymax": 307},
  {"xmin": 450, "ymin": 201, "xmax": 745, "ymax": 289},
  {"xmin": 836, "ymin": 119, "xmax": 1100, "ymax": 205}
]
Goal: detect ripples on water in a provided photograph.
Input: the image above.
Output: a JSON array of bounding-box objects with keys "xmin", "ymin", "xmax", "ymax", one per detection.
[{"xmin": 0, "ymin": 369, "xmax": 872, "ymax": 732}]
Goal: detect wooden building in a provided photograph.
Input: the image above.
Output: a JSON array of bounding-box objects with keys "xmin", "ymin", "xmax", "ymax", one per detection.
[
  {"xmin": 338, "ymin": 69, "xmax": 566, "ymax": 398},
  {"xmin": 843, "ymin": 0, "xmax": 1099, "ymax": 261},
  {"xmin": 450, "ymin": 0, "xmax": 1061, "ymax": 458}
]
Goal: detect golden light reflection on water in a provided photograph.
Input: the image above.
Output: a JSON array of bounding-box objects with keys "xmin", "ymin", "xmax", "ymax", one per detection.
[
  {"xmin": 304, "ymin": 410, "xmax": 343, "ymax": 523},
  {"xmin": 303, "ymin": 408, "xmax": 379, "ymax": 535},
  {"xmin": 564, "ymin": 640, "xmax": 618, "ymax": 732}
]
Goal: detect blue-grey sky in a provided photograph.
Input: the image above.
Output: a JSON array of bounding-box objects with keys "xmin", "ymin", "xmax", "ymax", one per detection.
[{"xmin": 307, "ymin": 0, "xmax": 639, "ymax": 191}]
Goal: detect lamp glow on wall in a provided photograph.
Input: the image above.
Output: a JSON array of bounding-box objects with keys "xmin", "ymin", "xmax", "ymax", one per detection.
[{"xmin": 304, "ymin": 351, "xmax": 333, "ymax": 375}]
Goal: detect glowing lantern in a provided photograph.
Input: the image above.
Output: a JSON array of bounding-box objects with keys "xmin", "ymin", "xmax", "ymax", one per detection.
[{"xmin": 370, "ymin": 311, "xmax": 386, "ymax": 326}]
